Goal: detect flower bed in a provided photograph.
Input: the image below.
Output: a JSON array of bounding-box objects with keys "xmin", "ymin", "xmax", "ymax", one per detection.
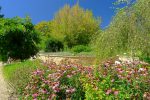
[{"xmin": 23, "ymin": 60, "xmax": 150, "ymax": 100}]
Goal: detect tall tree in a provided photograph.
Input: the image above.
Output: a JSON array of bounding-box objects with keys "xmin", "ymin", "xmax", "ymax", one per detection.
[
  {"xmin": 94, "ymin": 0, "xmax": 150, "ymax": 60},
  {"xmin": 52, "ymin": 4, "xmax": 100, "ymax": 48}
]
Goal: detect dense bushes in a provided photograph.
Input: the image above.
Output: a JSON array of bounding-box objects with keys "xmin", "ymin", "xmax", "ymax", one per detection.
[
  {"xmin": 21, "ymin": 60, "xmax": 150, "ymax": 99},
  {"xmin": 45, "ymin": 38, "xmax": 64, "ymax": 52},
  {"xmin": 71, "ymin": 45, "xmax": 92, "ymax": 53},
  {"xmin": 0, "ymin": 17, "xmax": 40, "ymax": 61}
]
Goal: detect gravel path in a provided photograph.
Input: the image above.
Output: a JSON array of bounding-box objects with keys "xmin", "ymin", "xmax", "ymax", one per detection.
[
  {"xmin": 0, "ymin": 62, "xmax": 10, "ymax": 100},
  {"xmin": 0, "ymin": 62, "xmax": 17, "ymax": 100}
]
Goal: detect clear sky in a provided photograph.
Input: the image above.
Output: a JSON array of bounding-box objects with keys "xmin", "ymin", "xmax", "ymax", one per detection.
[{"xmin": 0, "ymin": 0, "xmax": 117, "ymax": 28}]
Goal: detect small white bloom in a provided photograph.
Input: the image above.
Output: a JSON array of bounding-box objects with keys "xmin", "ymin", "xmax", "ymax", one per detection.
[{"xmin": 115, "ymin": 61, "xmax": 121, "ymax": 65}]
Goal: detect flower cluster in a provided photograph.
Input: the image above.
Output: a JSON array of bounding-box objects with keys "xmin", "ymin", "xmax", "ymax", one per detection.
[
  {"xmin": 23, "ymin": 60, "xmax": 150, "ymax": 99},
  {"xmin": 84, "ymin": 60, "xmax": 150, "ymax": 99},
  {"xmin": 23, "ymin": 62, "xmax": 93, "ymax": 99}
]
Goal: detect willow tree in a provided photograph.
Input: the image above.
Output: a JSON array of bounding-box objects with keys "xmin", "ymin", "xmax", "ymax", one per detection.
[
  {"xmin": 52, "ymin": 4, "xmax": 100, "ymax": 48},
  {"xmin": 94, "ymin": 0, "xmax": 150, "ymax": 60}
]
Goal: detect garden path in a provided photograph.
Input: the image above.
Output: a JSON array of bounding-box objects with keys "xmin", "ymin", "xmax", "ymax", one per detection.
[
  {"xmin": 0, "ymin": 62, "xmax": 10, "ymax": 100},
  {"xmin": 0, "ymin": 62, "xmax": 17, "ymax": 100}
]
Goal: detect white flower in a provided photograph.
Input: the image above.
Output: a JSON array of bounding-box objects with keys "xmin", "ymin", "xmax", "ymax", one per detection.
[
  {"xmin": 115, "ymin": 61, "xmax": 121, "ymax": 65},
  {"xmin": 138, "ymin": 68, "xmax": 145, "ymax": 72}
]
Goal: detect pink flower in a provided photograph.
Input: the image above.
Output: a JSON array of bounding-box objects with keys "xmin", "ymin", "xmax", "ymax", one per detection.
[
  {"xmin": 67, "ymin": 74, "xmax": 72, "ymax": 78},
  {"xmin": 66, "ymin": 88, "xmax": 76, "ymax": 94},
  {"xmin": 33, "ymin": 69, "xmax": 43, "ymax": 75},
  {"xmin": 118, "ymin": 70, "xmax": 124, "ymax": 73},
  {"xmin": 42, "ymin": 89, "xmax": 47, "ymax": 94},
  {"xmin": 106, "ymin": 89, "xmax": 112, "ymax": 95},
  {"xmin": 53, "ymin": 87, "xmax": 60, "ymax": 93},
  {"xmin": 32, "ymin": 93, "xmax": 38, "ymax": 98},
  {"xmin": 52, "ymin": 82, "xmax": 60, "ymax": 93},
  {"xmin": 114, "ymin": 90, "xmax": 119, "ymax": 96},
  {"xmin": 117, "ymin": 68, "xmax": 122, "ymax": 71},
  {"xmin": 111, "ymin": 79, "xmax": 115, "ymax": 82}
]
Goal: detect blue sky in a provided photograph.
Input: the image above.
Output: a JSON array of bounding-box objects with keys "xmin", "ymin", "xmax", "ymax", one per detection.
[{"xmin": 0, "ymin": 0, "xmax": 117, "ymax": 28}]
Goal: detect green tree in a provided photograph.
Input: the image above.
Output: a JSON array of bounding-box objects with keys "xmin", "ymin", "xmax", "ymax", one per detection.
[
  {"xmin": 0, "ymin": 17, "xmax": 40, "ymax": 61},
  {"xmin": 94, "ymin": 0, "xmax": 150, "ymax": 60},
  {"xmin": 52, "ymin": 4, "xmax": 100, "ymax": 48},
  {"xmin": 35, "ymin": 21, "xmax": 51, "ymax": 37},
  {"xmin": 35, "ymin": 21, "xmax": 52, "ymax": 50}
]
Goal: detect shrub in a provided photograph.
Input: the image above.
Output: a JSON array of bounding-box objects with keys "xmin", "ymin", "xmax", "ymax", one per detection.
[
  {"xmin": 45, "ymin": 38, "xmax": 64, "ymax": 52},
  {"xmin": 71, "ymin": 45, "xmax": 92, "ymax": 53},
  {"xmin": 0, "ymin": 17, "xmax": 40, "ymax": 61}
]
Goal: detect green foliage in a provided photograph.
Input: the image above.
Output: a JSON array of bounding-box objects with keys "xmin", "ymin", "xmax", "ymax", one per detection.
[
  {"xmin": 45, "ymin": 38, "xmax": 64, "ymax": 52},
  {"xmin": 71, "ymin": 45, "xmax": 92, "ymax": 53},
  {"xmin": 35, "ymin": 21, "xmax": 52, "ymax": 50},
  {"xmin": 52, "ymin": 4, "xmax": 100, "ymax": 48},
  {"xmin": 0, "ymin": 17, "xmax": 40, "ymax": 61},
  {"xmin": 3, "ymin": 60, "xmax": 42, "ymax": 95},
  {"xmin": 35, "ymin": 21, "xmax": 51, "ymax": 37},
  {"xmin": 93, "ymin": 0, "xmax": 150, "ymax": 60},
  {"xmin": 139, "ymin": 55, "xmax": 150, "ymax": 64}
]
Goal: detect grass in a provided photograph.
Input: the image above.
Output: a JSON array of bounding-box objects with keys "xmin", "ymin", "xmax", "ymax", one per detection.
[{"xmin": 2, "ymin": 59, "xmax": 43, "ymax": 95}]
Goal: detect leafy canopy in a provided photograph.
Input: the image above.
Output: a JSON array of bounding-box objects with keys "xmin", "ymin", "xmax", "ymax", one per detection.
[
  {"xmin": 52, "ymin": 4, "xmax": 101, "ymax": 48},
  {"xmin": 0, "ymin": 17, "xmax": 40, "ymax": 61}
]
